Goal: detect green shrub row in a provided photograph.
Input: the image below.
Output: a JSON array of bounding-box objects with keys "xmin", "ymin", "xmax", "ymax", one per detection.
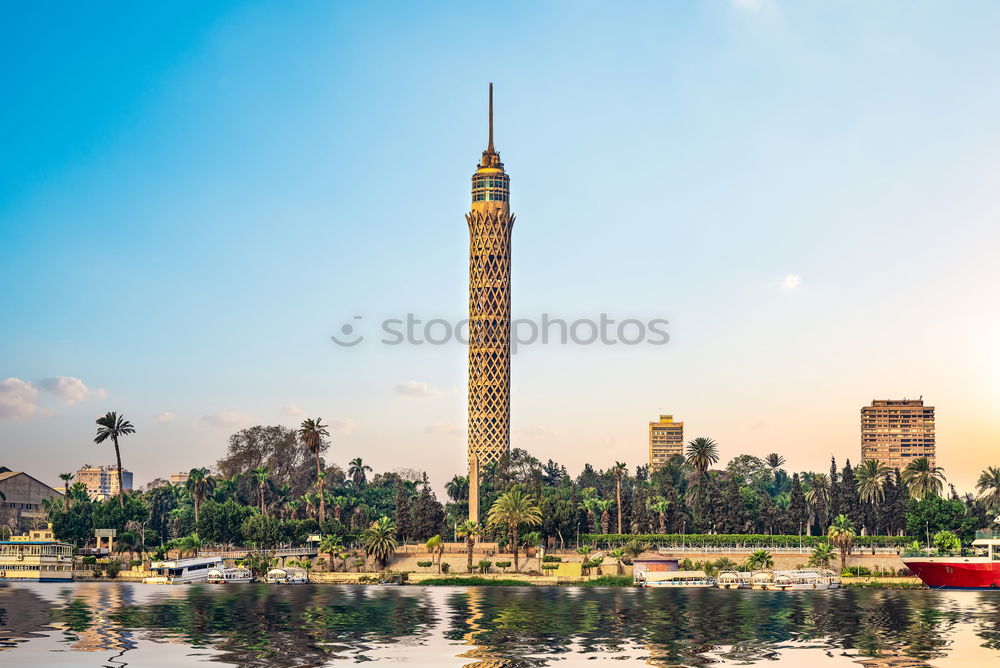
[{"xmin": 580, "ymin": 533, "xmax": 916, "ymax": 548}]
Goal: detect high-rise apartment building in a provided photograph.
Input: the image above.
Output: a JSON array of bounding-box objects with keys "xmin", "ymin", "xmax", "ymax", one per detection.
[
  {"xmin": 467, "ymin": 84, "xmax": 514, "ymax": 523},
  {"xmin": 76, "ymin": 465, "xmax": 133, "ymax": 500},
  {"xmin": 649, "ymin": 415, "xmax": 684, "ymax": 471},
  {"xmin": 861, "ymin": 398, "xmax": 936, "ymax": 470}
]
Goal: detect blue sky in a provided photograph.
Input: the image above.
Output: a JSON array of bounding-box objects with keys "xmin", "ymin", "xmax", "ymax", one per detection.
[{"xmin": 2, "ymin": 1, "xmax": 999, "ymax": 492}]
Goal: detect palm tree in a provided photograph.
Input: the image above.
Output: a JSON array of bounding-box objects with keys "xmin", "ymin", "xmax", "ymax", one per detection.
[
  {"xmin": 425, "ymin": 534, "xmax": 444, "ymax": 573},
  {"xmin": 58, "ymin": 473, "xmax": 74, "ymax": 499},
  {"xmin": 330, "ymin": 495, "xmax": 351, "ymax": 523},
  {"xmin": 685, "ymin": 437, "xmax": 719, "ymax": 475},
  {"xmin": 608, "ymin": 548, "xmax": 626, "ymax": 575},
  {"xmin": 713, "ymin": 556, "xmax": 740, "ymax": 572},
  {"xmin": 745, "ymin": 549, "xmax": 774, "ymax": 570},
  {"xmin": 622, "ymin": 538, "xmax": 648, "ymax": 561},
  {"xmin": 765, "ymin": 453, "xmax": 785, "ymax": 471},
  {"xmin": 361, "ymin": 516, "xmax": 398, "ymax": 569},
  {"xmin": 318, "ymin": 535, "xmax": 342, "ymax": 572},
  {"xmin": 975, "ymin": 466, "xmax": 1000, "ymax": 512},
  {"xmin": 612, "ymin": 461, "xmax": 627, "ymax": 534},
  {"xmin": 902, "ymin": 457, "xmax": 946, "ymax": 500},
  {"xmin": 298, "ymin": 418, "xmax": 330, "ymax": 523},
  {"xmin": 176, "ymin": 533, "xmax": 202, "ymax": 558},
  {"xmin": 185, "ymin": 468, "xmax": 215, "ymax": 525},
  {"xmin": 348, "ymin": 458, "xmax": 373, "ymax": 488},
  {"xmin": 445, "ymin": 475, "xmax": 469, "ymax": 502},
  {"xmin": 252, "ymin": 467, "xmax": 270, "ymax": 515},
  {"xmin": 94, "ymin": 411, "xmax": 135, "ymax": 508},
  {"xmin": 827, "ymin": 514, "xmax": 856, "ymax": 572},
  {"xmin": 596, "ymin": 498, "xmax": 614, "ymax": 534},
  {"xmin": 650, "ymin": 498, "xmax": 669, "ymax": 534},
  {"xmin": 804, "ymin": 473, "xmax": 831, "ymax": 529},
  {"xmin": 456, "ymin": 520, "xmax": 482, "ymax": 573},
  {"xmin": 809, "ymin": 542, "xmax": 835, "ymax": 569},
  {"xmin": 856, "ymin": 459, "xmax": 891, "ymax": 525},
  {"xmin": 487, "ymin": 489, "xmax": 542, "ymax": 572},
  {"xmin": 581, "ymin": 497, "xmax": 600, "ymax": 533}
]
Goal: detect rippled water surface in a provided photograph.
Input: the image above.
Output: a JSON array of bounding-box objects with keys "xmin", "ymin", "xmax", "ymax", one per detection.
[{"xmin": 2, "ymin": 582, "xmax": 999, "ymax": 666}]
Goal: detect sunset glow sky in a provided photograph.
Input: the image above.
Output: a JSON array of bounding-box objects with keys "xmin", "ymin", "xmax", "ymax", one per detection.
[{"xmin": 2, "ymin": 1, "xmax": 999, "ymax": 493}]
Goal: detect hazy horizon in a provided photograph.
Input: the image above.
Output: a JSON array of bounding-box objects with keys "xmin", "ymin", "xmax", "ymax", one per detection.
[{"xmin": 2, "ymin": 1, "xmax": 999, "ymax": 495}]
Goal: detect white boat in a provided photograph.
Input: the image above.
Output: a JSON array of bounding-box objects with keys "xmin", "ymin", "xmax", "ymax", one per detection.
[
  {"xmin": 207, "ymin": 566, "xmax": 253, "ymax": 584},
  {"xmin": 750, "ymin": 570, "xmax": 775, "ymax": 590},
  {"xmin": 143, "ymin": 556, "xmax": 224, "ymax": 584},
  {"xmin": 716, "ymin": 570, "xmax": 751, "ymax": 589},
  {"xmin": 636, "ymin": 570, "xmax": 715, "ymax": 588},
  {"xmin": 765, "ymin": 569, "xmax": 841, "ymax": 591},
  {"xmin": 265, "ymin": 567, "xmax": 308, "ymax": 583}
]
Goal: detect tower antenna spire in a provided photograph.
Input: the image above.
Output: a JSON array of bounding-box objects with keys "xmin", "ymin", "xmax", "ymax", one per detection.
[{"xmin": 488, "ymin": 82, "xmax": 494, "ymax": 153}]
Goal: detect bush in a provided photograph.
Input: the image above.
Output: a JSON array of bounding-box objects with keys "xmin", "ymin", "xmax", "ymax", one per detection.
[
  {"xmin": 91, "ymin": 564, "xmax": 104, "ymax": 577},
  {"xmin": 477, "ymin": 560, "xmax": 493, "ymax": 574},
  {"xmin": 130, "ymin": 560, "xmax": 142, "ymax": 568},
  {"xmin": 441, "ymin": 562, "xmax": 451, "ymax": 574},
  {"xmin": 82, "ymin": 556, "xmax": 97, "ymax": 565},
  {"xmin": 420, "ymin": 577, "xmax": 525, "ymax": 586},
  {"xmin": 581, "ymin": 575, "xmax": 633, "ymax": 587},
  {"xmin": 542, "ymin": 555, "xmax": 562, "ymax": 563},
  {"xmin": 541, "ymin": 563, "xmax": 560, "ymax": 571},
  {"xmin": 842, "ymin": 566, "xmax": 872, "ymax": 577},
  {"xmin": 581, "ymin": 533, "xmax": 916, "ymax": 549},
  {"xmin": 495, "ymin": 560, "xmax": 512, "ymax": 573},
  {"xmin": 416, "ymin": 560, "xmax": 433, "ymax": 571},
  {"xmin": 105, "ymin": 561, "xmax": 121, "ymax": 579}
]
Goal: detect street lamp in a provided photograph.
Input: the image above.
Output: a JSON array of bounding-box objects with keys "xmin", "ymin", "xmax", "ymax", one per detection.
[{"xmin": 576, "ymin": 523, "xmax": 580, "ymax": 549}]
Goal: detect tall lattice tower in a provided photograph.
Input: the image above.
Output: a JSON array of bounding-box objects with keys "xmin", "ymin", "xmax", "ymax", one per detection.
[{"xmin": 466, "ymin": 83, "xmax": 513, "ymax": 523}]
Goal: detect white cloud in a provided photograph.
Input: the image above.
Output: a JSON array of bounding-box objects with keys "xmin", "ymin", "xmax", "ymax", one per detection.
[
  {"xmin": 0, "ymin": 378, "xmax": 40, "ymax": 420},
  {"xmin": 153, "ymin": 411, "xmax": 175, "ymax": 423},
  {"xmin": 425, "ymin": 422, "xmax": 464, "ymax": 437},
  {"xmin": 328, "ymin": 417, "xmax": 357, "ymax": 435},
  {"xmin": 394, "ymin": 380, "xmax": 441, "ymax": 398},
  {"xmin": 200, "ymin": 412, "xmax": 254, "ymax": 429},
  {"xmin": 35, "ymin": 376, "xmax": 103, "ymax": 404},
  {"xmin": 279, "ymin": 404, "xmax": 308, "ymax": 418},
  {"xmin": 780, "ymin": 274, "xmax": 802, "ymax": 291},
  {"xmin": 515, "ymin": 426, "xmax": 557, "ymax": 441}
]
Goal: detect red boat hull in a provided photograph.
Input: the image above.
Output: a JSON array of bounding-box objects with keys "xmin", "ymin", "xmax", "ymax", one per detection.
[{"xmin": 903, "ymin": 559, "xmax": 1000, "ymax": 589}]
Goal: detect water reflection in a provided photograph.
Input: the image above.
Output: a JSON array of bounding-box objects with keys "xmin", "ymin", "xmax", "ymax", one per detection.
[{"xmin": 0, "ymin": 583, "xmax": 998, "ymax": 666}]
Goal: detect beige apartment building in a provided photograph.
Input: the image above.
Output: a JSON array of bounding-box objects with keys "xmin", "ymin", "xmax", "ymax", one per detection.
[
  {"xmin": 76, "ymin": 465, "xmax": 133, "ymax": 500},
  {"xmin": 861, "ymin": 398, "xmax": 936, "ymax": 470},
  {"xmin": 649, "ymin": 415, "xmax": 684, "ymax": 471}
]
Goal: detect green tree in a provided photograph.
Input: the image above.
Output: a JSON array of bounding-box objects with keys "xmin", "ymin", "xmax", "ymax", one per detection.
[
  {"xmin": 933, "ymin": 530, "xmax": 961, "ymax": 554},
  {"xmin": 745, "ymin": 549, "xmax": 774, "ymax": 570},
  {"xmin": 252, "ymin": 467, "xmax": 270, "ymax": 515},
  {"xmin": 185, "ymin": 467, "xmax": 215, "ymax": 525},
  {"xmin": 686, "ymin": 437, "xmax": 720, "ymax": 475},
  {"xmin": 361, "ymin": 516, "xmax": 398, "ymax": 569},
  {"xmin": 827, "ymin": 514, "xmax": 856, "ymax": 572},
  {"xmin": 608, "ymin": 547, "xmax": 626, "ymax": 575},
  {"xmin": 487, "ymin": 489, "xmax": 542, "ymax": 572},
  {"xmin": 596, "ymin": 498, "xmax": 614, "ymax": 534},
  {"xmin": 298, "ymin": 418, "xmax": 330, "ymax": 522},
  {"xmin": 765, "ymin": 453, "xmax": 785, "ymax": 471},
  {"xmin": 175, "ymin": 533, "xmax": 202, "ymax": 557},
  {"xmin": 348, "ymin": 458, "xmax": 373, "ymax": 488},
  {"xmin": 319, "ymin": 535, "xmax": 343, "ymax": 572},
  {"xmin": 94, "ymin": 411, "xmax": 136, "ymax": 508},
  {"xmin": 425, "ymin": 534, "xmax": 444, "ymax": 573},
  {"xmin": 808, "ymin": 542, "xmax": 835, "ymax": 568},
  {"xmin": 902, "ymin": 457, "xmax": 946, "ymax": 500},
  {"xmin": 612, "ymin": 462, "xmax": 627, "ymax": 534},
  {"xmin": 241, "ymin": 514, "xmax": 281, "ymax": 549},
  {"xmin": 456, "ymin": 520, "xmax": 482, "ymax": 573},
  {"xmin": 58, "ymin": 473, "xmax": 75, "ymax": 501},
  {"xmin": 975, "ymin": 466, "xmax": 1000, "ymax": 512},
  {"xmin": 905, "ymin": 495, "xmax": 978, "ymax": 545},
  {"xmin": 804, "ymin": 473, "xmax": 831, "ymax": 533},
  {"xmin": 445, "ymin": 475, "xmax": 469, "ymax": 502}
]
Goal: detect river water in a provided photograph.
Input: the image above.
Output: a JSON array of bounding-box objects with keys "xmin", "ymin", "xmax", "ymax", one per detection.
[{"xmin": 1, "ymin": 582, "xmax": 999, "ymax": 666}]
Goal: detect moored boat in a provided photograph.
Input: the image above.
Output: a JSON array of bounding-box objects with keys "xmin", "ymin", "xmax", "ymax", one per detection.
[
  {"xmin": 265, "ymin": 567, "xmax": 308, "ymax": 583},
  {"xmin": 765, "ymin": 569, "xmax": 841, "ymax": 591},
  {"xmin": 143, "ymin": 556, "xmax": 224, "ymax": 584},
  {"xmin": 636, "ymin": 570, "xmax": 715, "ymax": 588},
  {"xmin": 902, "ymin": 530, "xmax": 1000, "ymax": 589},
  {"xmin": 207, "ymin": 566, "xmax": 253, "ymax": 584},
  {"xmin": 716, "ymin": 570, "xmax": 751, "ymax": 589}
]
